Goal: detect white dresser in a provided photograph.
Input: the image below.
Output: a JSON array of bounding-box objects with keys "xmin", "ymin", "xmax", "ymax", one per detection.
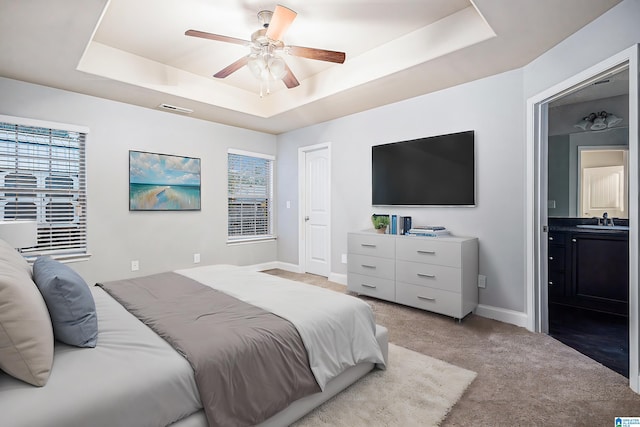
[{"xmin": 347, "ymin": 231, "xmax": 479, "ymax": 319}]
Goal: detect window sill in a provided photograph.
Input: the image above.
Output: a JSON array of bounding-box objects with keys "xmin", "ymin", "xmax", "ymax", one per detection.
[
  {"xmin": 226, "ymin": 236, "xmax": 277, "ymax": 245},
  {"xmin": 25, "ymin": 253, "xmax": 92, "ymax": 264}
]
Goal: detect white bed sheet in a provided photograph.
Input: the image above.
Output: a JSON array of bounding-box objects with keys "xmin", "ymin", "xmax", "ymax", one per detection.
[
  {"xmin": 176, "ymin": 265, "xmax": 386, "ymax": 390},
  {"xmin": 0, "ymin": 287, "xmax": 201, "ymax": 427}
]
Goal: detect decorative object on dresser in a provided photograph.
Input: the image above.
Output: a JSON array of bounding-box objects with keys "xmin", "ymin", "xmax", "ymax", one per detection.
[
  {"xmin": 347, "ymin": 231, "xmax": 479, "ymax": 320},
  {"xmin": 371, "ymin": 214, "xmax": 390, "ymax": 234}
]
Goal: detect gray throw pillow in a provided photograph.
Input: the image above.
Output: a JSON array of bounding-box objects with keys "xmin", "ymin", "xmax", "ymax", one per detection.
[{"xmin": 33, "ymin": 256, "xmax": 98, "ymax": 348}]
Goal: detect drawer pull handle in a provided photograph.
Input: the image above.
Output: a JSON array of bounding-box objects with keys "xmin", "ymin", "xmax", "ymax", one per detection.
[
  {"xmin": 572, "ymin": 238, "xmax": 577, "ymax": 243},
  {"xmin": 417, "ymin": 273, "xmax": 436, "ymax": 278},
  {"xmin": 417, "ymin": 296, "xmax": 436, "ymax": 302},
  {"xmin": 417, "ymin": 250, "xmax": 436, "ymax": 255},
  {"xmin": 361, "ymin": 244, "xmax": 377, "ymax": 248},
  {"xmin": 548, "ymin": 281, "xmax": 554, "ymax": 285},
  {"xmin": 361, "ymin": 264, "xmax": 376, "ymax": 269},
  {"xmin": 549, "ymin": 236, "xmax": 554, "ymax": 241},
  {"xmin": 549, "ymin": 256, "xmax": 554, "ymax": 261},
  {"xmin": 361, "ymin": 284, "xmax": 377, "ymax": 289}
]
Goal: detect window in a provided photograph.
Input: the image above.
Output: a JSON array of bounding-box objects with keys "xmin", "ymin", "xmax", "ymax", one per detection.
[
  {"xmin": 227, "ymin": 149, "xmax": 274, "ymax": 241},
  {"xmin": 0, "ymin": 115, "xmax": 88, "ymax": 259}
]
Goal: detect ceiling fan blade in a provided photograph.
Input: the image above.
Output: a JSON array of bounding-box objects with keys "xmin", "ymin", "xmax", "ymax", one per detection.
[
  {"xmin": 287, "ymin": 45, "xmax": 346, "ymax": 64},
  {"xmin": 265, "ymin": 5, "xmax": 297, "ymax": 41},
  {"xmin": 282, "ymin": 63, "xmax": 300, "ymax": 89},
  {"xmin": 185, "ymin": 29, "xmax": 249, "ymax": 46},
  {"xmin": 214, "ymin": 56, "xmax": 250, "ymax": 78}
]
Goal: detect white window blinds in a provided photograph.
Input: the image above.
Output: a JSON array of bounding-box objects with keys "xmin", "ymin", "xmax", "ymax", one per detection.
[
  {"xmin": 228, "ymin": 150, "xmax": 274, "ymax": 240},
  {"xmin": 0, "ymin": 118, "xmax": 88, "ymax": 258}
]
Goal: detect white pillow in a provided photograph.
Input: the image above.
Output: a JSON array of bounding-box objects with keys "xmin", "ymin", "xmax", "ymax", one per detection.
[{"xmin": 0, "ymin": 239, "xmax": 54, "ymax": 386}]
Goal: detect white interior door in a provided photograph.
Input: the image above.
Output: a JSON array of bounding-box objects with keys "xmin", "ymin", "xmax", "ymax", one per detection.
[
  {"xmin": 581, "ymin": 165, "xmax": 626, "ymax": 218},
  {"xmin": 303, "ymin": 146, "xmax": 330, "ymax": 277}
]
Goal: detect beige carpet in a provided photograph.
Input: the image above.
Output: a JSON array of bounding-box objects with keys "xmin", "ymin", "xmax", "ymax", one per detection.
[
  {"xmin": 263, "ymin": 269, "xmax": 640, "ymax": 426},
  {"xmin": 293, "ymin": 343, "xmax": 477, "ymax": 427}
]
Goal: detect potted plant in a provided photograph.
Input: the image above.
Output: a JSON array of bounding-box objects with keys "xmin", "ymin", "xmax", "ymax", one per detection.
[{"xmin": 371, "ymin": 215, "xmax": 390, "ymax": 233}]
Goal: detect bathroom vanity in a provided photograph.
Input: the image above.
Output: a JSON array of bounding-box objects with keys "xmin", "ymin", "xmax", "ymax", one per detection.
[{"xmin": 548, "ymin": 218, "xmax": 628, "ymax": 316}]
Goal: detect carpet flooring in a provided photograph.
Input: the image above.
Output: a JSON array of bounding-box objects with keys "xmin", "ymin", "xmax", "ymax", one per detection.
[
  {"xmin": 293, "ymin": 343, "xmax": 476, "ymax": 427},
  {"xmin": 263, "ymin": 269, "xmax": 640, "ymax": 426}
]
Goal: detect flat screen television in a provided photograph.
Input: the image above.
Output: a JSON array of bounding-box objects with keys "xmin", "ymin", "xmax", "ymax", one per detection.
[{"xmin": 372, "ymin": 130, "xmax": 475, "ymax": 206}]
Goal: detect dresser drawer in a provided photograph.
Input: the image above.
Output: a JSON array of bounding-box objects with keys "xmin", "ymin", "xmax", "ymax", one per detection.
[
  {"xmin": 347, "ymin": 273, "xmax": 395, "ymax": 300},
  {"xmin": 396, "ymin": 238, "xmax": 461, "ymax": 267},
  {"xmin": 396, "ymin": 260, "xmax": 462, "ymax": 292},
  {"xmin": 396, "ymin": 282, "xmax": 465, "ymax": 318},
  {"xmin": 348, "ymin": 233, "xmax": 395, "ymax": 258},
  {"xmin": 347, "ymin": 254, "xmax": 395, "ymax": 280}
]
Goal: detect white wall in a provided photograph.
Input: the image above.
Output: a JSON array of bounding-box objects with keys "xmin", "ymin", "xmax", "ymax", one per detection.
[
  {"xmin": 277, "ymin": 0, "xmax": 640, "ymax": 317},
  {"xmin": 277, "ymin": 68, "xmax": 526, "ymax": 312},
  {"xmin": 0, "ymin": 77, "xmax": 277, "ymax": 285}
]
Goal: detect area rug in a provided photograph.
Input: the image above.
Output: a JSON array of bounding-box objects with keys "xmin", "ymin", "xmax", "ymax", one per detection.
[{"xmin": 293, "ymin": 343, "xmax": 477, "ymax": 426}]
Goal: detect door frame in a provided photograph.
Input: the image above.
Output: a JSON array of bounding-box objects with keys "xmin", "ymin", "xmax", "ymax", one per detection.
[
  {"xmin": 297, "ymin": 142, "xmax": 332, "ymax": 275},
  {"xmin": 526, "ymin": 44, "xmax": 639, "ymax": 392}
]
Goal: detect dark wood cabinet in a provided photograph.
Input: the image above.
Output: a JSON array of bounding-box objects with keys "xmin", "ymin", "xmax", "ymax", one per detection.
[
  {"xmin": 571, "ymin": 233, "xmax": 628, "ymax": 316},
  {"xmin": 548, "ymin": 229, "xmax": 628, "ymax": 316},
  {"xmin": 547, "ymin": 231, "xmax": 569, "ymax": 299}
]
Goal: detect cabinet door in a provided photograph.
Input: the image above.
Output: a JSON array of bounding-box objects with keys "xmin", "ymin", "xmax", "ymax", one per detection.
[
  {"xmin": 547, "ymin": 231, "xmax": 568, "ymax": 300},
  {"xmin": 571, "ymin": 233, "xmax": 628, "ymax": 315}
]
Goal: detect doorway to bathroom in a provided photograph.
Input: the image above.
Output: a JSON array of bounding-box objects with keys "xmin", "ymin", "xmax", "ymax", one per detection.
[{"xmin": 526, "ymin": 45, "xmax": 639, "ymax": 392}]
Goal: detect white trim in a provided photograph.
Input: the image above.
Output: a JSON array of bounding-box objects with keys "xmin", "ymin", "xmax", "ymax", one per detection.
[
  {"xmin": 0, "ymin": 114, "xmax": 89, "ymax": 134},
  {"xmin": 298, "ymin": 142, "xmax": 332, "ymax": 277},
  {"xmin": 526, "ymin": 44, "xmax": 639, "ymax": 393},
  {"xmin": 227, "ymin": 148, "xmax": 275, "ymax": 161},
  {"xmin": 475, "ymin": 305, "xmax": 528, "ymax": 328},
  {"xmin": 328, "ymin": 272, "xmax": 347, "ymax": 286},
  {"xmin": 226, "ymin": 236, "xmax": 276, "ymax": 245}
]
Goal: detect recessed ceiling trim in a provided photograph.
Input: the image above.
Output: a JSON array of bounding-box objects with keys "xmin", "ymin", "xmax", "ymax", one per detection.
[{"xmin": 78, "ymin": 5, "xmax": 495, "ymax": 119}]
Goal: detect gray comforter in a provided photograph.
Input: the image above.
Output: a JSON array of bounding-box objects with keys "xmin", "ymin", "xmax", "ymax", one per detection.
[{"xmin": 98, "ymin": 272, "xmax": 320, "ymax": 427}]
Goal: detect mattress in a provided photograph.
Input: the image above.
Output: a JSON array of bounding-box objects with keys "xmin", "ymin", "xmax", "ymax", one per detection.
[
  {"xmin": 0, "ymin": 286, "xmax": 202, "ymax": 427},
  {"xmin": 0, "ymin": 265, "xmax": 387, "ymax": 427}
]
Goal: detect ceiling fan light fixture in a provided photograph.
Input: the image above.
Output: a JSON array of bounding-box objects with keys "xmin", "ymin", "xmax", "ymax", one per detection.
[{"xmin": 268, "ymin": 55, "xmax": 287, "ymax": 80}]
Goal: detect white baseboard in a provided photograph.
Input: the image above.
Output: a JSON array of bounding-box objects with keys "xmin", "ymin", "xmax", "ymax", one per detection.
[
  {"xmin": 475, "ymin": 304, "xmax": 529, "ymax": 328},
  {"xmin": 328, "ymin": 273, "xmax": 347, "ymax": 286}
]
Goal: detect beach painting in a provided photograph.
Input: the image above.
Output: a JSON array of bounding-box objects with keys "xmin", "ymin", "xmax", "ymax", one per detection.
[{"xmin": 129, "ymin": 150, "xmax": 201, "ymax": 211}]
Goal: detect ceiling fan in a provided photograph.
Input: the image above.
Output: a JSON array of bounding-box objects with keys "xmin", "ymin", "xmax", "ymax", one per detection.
[{"xmin": 185, "ymin": 5, "xmax": 346, "ymax": 96}]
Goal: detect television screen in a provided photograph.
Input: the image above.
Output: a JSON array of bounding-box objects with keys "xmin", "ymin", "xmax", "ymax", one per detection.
[{"xmin": 372, "ymin": 131, "xmax": 475, "ymax": 206}]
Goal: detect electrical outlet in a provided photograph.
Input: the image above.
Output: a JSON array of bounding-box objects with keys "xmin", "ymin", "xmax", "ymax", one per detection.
[
  {"xmin": 131, "ymin": 260, "xmax": 139, "ymax": 271},
  {"xmin": 341, "ymin": 254, "xmax": 347, "ymax": 264},
  {"xmin": 478, "ymin": 274, "xmax": 487, "ymax": 288},
  {"xmin": 193, "ymin": 253, "xmax": 201, "ymax": 263}
]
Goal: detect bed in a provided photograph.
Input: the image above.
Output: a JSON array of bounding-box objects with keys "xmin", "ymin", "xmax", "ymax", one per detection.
[{"xmin": 0, "ymin": 244, "xmax": 388, "ymax": 427}]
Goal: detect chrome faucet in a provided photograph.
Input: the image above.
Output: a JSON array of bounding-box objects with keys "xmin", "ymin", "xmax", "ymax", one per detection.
[{"xmin": 601, "ymin": 212, "xmax": 613, "ymax": 226}]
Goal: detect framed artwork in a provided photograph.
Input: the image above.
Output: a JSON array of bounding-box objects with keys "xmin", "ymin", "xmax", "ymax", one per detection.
[{"xmin": 129, "ymin": 150, "xmax": 201, "ymax": 211}]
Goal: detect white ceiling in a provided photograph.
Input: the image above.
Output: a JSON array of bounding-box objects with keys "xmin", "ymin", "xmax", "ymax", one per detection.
[{"xmin": 0, "ymin": 0, "xmax": 621, "ymax": 134}]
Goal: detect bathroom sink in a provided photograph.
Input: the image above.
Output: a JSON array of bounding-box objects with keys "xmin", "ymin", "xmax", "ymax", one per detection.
[{"xmin": 576, "ymin": 224, "xmax": 629, "ymax": 231}]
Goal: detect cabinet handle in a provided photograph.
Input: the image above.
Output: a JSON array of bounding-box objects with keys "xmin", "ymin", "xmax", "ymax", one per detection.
[
  {"xmin": 572, "ymin": 238, "xmax": 577, "ymax": 243},
  {"xmin": 549, "ymin": 256, "xmax": 554, "ymax": 261},
  {"xmin": 361, "ymin": 284, "xmax": 377, "ymax": 289},
  {"xmin": 417, "ymin": 296, "xmax": 436, "ymax": 302},
  {"xmin": 548, "ymin": 281, "xmax": 553, "ymax": 285},
  {"xmin": 417, "ymin": 273, "xmax": 436, "ymax": 278},
  {"xmin": 417, "ymin": 250, "xmax": 436, "ymax": 255},
  {"xmin": 361, "ymin": 264, "xmax": 376, "ymax": 269},
  {"xmin": 361, "ymin": 244, "xmax": 377, "ymax": 248},
  {"xmin": 549, "ymin": 236, "xmax": 554, "ymax": 241}
]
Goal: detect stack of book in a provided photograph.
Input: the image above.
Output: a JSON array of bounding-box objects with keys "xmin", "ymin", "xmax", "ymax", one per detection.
[{"xmin": 406, "ymin": 225, "xmax": 450, "ymax": 237}]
